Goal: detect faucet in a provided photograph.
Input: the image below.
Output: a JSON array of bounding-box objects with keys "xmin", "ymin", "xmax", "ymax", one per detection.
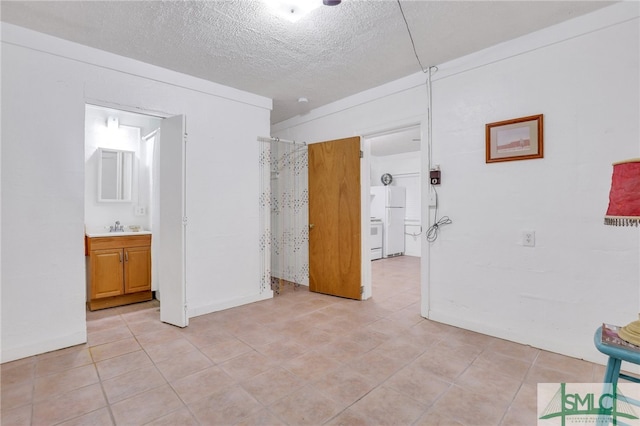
[{"xmin": 109, "ymin": 220, "xmax": 124, "ymax": 232}]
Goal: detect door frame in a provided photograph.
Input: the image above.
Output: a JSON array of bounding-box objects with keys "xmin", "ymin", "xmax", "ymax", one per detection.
[
  {"xmin": 359, "ymin": 119, "xmax": 429, "ymax": 316},
  {"xmin": 84, "ymin": 100, "xmax": 188, "ymax": 324}
]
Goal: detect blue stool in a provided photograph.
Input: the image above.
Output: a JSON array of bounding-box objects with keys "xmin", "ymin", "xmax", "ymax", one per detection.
[{"xmin": 594, "ymin": 326, "xmax": 640, "ymax": 385}]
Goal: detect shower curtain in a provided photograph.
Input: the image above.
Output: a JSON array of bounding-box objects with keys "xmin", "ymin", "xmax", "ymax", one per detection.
[{"xmin": 259, "ymin": 140, "xmax": 309, "ymax": 294}]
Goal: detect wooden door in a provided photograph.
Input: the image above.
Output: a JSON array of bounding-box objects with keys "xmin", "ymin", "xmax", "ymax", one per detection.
[
  {"xmin": 308, "ymin": 136, "xmax": 361, "ymax": 299},
  {"xmin": 124, "ymin": 246, "xmax": 151, "ymax": 294},
  {"xmin": 91, "ymin": 249, "xmax": 124, "ymax": 299}
]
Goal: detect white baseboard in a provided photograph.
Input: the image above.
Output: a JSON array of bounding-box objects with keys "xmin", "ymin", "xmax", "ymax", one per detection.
[
  {"xmin": 1, "ymin": 331, "xmax": 87, "ymax": 363},
  {"xmin": 188, "ymin": 291, "xmax": 274, "ymax": 318}
]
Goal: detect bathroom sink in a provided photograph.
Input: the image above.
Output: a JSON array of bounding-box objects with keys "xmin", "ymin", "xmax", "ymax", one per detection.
[{"xmin": 85, "ymin": 229, "xmax": 152, "ymax": 238}]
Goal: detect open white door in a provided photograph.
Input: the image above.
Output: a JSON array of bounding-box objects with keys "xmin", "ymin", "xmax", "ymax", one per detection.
[{"xmin": 158, "ymin": 115, "xmax": 188, "ymax": 327}]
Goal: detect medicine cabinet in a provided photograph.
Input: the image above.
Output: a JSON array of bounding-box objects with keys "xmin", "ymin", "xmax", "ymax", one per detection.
[{"xmin": 98, "ymin": 148, "xmax": 133, "ymax": 202}]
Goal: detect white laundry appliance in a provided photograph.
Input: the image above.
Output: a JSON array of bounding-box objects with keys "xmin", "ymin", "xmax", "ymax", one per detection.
[{"xmin": 370, "ymin": 186, "xmax": 406, "ymax": 257}]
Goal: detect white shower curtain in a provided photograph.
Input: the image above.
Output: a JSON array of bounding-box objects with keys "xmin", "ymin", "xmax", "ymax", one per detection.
[{"xmin": 259, "ymin": 140, "xmax": 309, "ymax": 293}]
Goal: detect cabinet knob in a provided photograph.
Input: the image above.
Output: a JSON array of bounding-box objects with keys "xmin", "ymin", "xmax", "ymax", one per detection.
[{"xmin": 309, "ymin": 224, "xmax": 315, "ymax": 229}]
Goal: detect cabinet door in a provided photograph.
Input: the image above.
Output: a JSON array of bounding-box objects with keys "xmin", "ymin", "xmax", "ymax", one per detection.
[
  {"xmin": 124, "ymin": 246, "xmax": 151, "ymax": 294},
  {"xmin": 91, "ymin": 249, "xmax": 124, "ymax": 299}
]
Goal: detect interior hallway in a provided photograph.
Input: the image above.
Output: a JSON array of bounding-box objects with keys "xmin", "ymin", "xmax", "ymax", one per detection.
[{"xmin": 2, "ymin": 256, "xmax": 606, "ymax": 425}]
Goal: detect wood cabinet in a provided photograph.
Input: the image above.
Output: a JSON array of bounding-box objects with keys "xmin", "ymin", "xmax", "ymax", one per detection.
[{"xmin": 86, "ymin": 234, "xmax": 152, "ymax": 310}]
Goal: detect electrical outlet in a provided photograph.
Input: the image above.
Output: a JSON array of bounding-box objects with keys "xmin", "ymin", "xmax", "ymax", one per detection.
[
  {"xmin": 134, "ymin": 206, "xmax": 146, "ymax": 216},
  {"xmin": 523, "ymin": 231, "xmax": 535, "ymax": 247}
]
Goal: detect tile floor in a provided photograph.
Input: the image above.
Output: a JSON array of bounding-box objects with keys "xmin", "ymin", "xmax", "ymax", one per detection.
[{"xmin": 2, "ymin": 256, "xmax": 609, "ymax": 425}]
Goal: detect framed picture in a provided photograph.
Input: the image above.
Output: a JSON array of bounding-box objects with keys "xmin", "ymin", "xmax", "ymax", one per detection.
[{"xmin": 485, "ymin": 114, "xmax": 543, "ymax": 163}]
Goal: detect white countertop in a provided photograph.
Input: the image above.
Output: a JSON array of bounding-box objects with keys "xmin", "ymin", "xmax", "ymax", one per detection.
[{"xmin": 85, "ymin": 229, "xmax": 152, "ymax": 238}]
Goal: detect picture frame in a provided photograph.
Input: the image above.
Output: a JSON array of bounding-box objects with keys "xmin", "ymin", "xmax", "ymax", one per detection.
[{"xmin": 485, "ymin": 114, "xmax": 543, "ymax": 163}]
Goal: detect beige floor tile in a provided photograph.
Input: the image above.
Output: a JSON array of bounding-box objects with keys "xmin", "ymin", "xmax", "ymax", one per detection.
[
  {"xmin": 268, "ymin": 385, "xmax": 343, "ymax": 425},
  {"xmin": 324, "ymin": 408, "xmax": 374, "ymax": 426},
  {"xmin": 413, "ymin": 410, "xmax": 465, "ymax": 426},
  {"xmin": 500, "ymin": 382, "xmax": 538, "ymax": 426},
  {"xmin": 35, "ymin": 348, "xmax": 93, "ymax": 377},
  {"xmin": 171, "ymin": 365, "xmax": 237, "ymax": 404},
  {"xmin": 525, "ymin": 363, "xmax": 592, "ymax": 384},
  {"xmin": 32, "ymin": 383, "xmax": 106, "ymax": 425},
  {"xmin": 95, "ymin": 350, "xmax": 153, "ymax": 380},
  {"xmin": 234, "ymin": 409, "xmax": 287, "ymax": 426},
  {"xmin": 314, "ymin": 336, "xmax": 371, "ymax": 363},
  {"xmin": 411, "ymin": 343, "xmax": 478, "ymax": 381},
  {"xmin": 199, "ymin": 337, "xmax": 254, "ymax": 364},
  {"xmin": 135, "ymin": 327, "xmax": 183, "ymax": 346},
  {"xmin": 370, "ymin": 336, "xmax": 426, "ymax": 364},
  {"xmin": 187, "ymin": 384, "xmax": 263, "ymax": 425},
  {"xmin": 454, "ymin": 364, "xmax": 522, "ymax": 404},
  {"xmin": 86, "ymin": 315, "xmax": 127, "ymax": 334},
  {"xmin": 33, "ymin": 364, "xmax": 99, "ymax": 402},
  {"xmin": 384, "ymin": 364, "xmax": 451, "ymax": 406},
  {"xmin": 241, "ymin": 367, "xmax": 305, "ymax": 405},
  {"xmin": 0, "ymin": 357, "xmax": 37, "ymax": 386},
  {"xmin": 87, "ymin": 326, "xmax": 133, "ymax": 347},
  {"xmin": 1, "ymin": 403, "xmax": 32, "ymax": 426},
  {"xmin": 254, "ymin": 338, "xmax": 309, "ymax": 360},
  {"xmin": 155, "ymin": 349, "xmax": 213, "ymax": 382},
  {"xmin": 485, "ymin": 337, "xmax": 540, "ymax": 363},
  {"xmin": 1, "ymin": 380, "xmax": 34, "ymax": 410},
  {"xmin": 471, "ymin": 348, "xmax": 534, "ymax": 382},
  {"xmin": 56, "ymin": 407, "xmax": 113, "ymax": 426},
  {"xmin": 110, "ymin": 384, "xmax": 184, "ymax": 425},
  {"xmin": 534, "ymin": 349, "xmax": 596, "ymax": 379},
  {"xmin": 141, "ymin": 337, "xmax": 196, "ymax": 364},
  {"xmin": 101, "ymin": 364, "xmax": 166, "ymax": 403},
  {"xmin": 143, "ymin": 407, "xmax": 198, "ymax": 426},
  {"xmin": 427, "ymin": 384, "xmax": 509, "ymax": 425},
  {"xmin": 311, "ymin": 366, "xmax": 376, "ymax": 407},
  {"xmin": 235, "ymin": 324, "xmax": 286, "ymax": 347},
  {"xmin": 348, "ymin": 385, "xmax": 427, "ymax": 425},
  {"xmin": 4, "ymin": 257, "xmax": 615, "ymax": 426},
  {"xmin": 89, "ymin": 337, "xmax": 141, "ymax": 363},
  {"xmin": 282, "ymin": 350, "xmax": 344, "ymax": 382},
  {"xmin": 219, "ymin": 350, "xmax": 276, "ymax": 381},
  {"xmin": 347, "ymin": 350, "xmax": 407, "ymax": 383},
  {"xmin": 125, "ymin": 318, "xmax": 174, "ymax": 336}
]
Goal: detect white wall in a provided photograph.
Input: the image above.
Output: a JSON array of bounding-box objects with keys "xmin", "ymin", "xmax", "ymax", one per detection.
[
  {"xmin": 1, "ymin": 24, "xmax": 272, "ymax": 362},
  {"xmin": 84, "ymin": 106, "xmax": 156, "ymax": 231},
  {"xmin": 272, "ymin": 3, "xmax": 640, "ymax": 363}
]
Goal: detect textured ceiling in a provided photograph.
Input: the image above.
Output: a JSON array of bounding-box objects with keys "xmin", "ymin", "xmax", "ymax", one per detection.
[{"xmin": 1, "ymin": 0, "xmax": 615, "ymax": 124}]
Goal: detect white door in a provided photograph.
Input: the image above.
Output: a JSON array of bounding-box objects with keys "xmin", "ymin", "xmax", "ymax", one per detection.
[{"xmin": 158, "ymin": 115, "xmax": 188, "ymax": 327}]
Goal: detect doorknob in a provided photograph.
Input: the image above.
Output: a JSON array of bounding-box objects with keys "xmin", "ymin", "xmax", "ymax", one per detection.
[{"xmin": 309, "ymin": 224, "xmax": 315, "ymax": 229}]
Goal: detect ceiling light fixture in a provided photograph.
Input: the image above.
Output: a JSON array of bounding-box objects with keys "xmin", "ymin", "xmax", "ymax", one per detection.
[
  {"xmin": 323, "ymin": 0, "xmax": 341, "ymax": 5},
  {"xmin": 264, "ymin": 0, "xmax": 322, "ymax": 23}
]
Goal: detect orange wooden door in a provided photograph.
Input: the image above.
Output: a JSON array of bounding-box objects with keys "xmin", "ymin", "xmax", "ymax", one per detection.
[
  {"xmin": 91, "ymin": 249, "xmax": 124, "ymax": 299},
  {"xmin": 308, "ymin": 136, "xmax": 361, "ymax": 299},
  {"xmin": 124, "ymin": 246, "xmax": 151, "ymax": 294}
]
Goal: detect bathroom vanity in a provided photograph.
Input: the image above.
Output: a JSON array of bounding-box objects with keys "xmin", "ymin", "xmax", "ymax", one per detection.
[{"xmin": 85, "ymin": 232, "xmax": 152, "ymax": 311}]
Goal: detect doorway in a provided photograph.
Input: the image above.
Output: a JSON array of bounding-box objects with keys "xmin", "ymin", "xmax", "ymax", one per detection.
[
  {"xmin": 84, "ymin": 104, "xmax": 187, "ymax": 327},
  {"xmin": 364, "ymin": 125, "xmax": 423, "ymax": 299}
]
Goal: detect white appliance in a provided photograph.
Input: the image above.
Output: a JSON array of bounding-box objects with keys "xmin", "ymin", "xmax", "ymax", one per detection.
[
  {"xmin": 370, "ymin": 186, "xmax": 406, "ymax": 257},
  {"xmin": 370, "ymin": 220, "xmax": 383, "ymax": 260}
]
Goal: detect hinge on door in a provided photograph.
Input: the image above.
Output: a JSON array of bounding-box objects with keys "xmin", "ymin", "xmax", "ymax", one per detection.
[
  {"xmin": 360, "ymin": 286, "xmax": 364, "ymax": 295},
  {"xmin": 182, "ymin": 217, "xmax": 188, "ymax": 225},
  {"xmin": 360, "ymin": 150, "xmax": 363, "ymax": 159}
]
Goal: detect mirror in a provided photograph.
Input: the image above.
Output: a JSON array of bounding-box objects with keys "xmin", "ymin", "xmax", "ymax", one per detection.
[{"xmin": 98, "ymin": 148, "xmax": 133, "ymax": 202}]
